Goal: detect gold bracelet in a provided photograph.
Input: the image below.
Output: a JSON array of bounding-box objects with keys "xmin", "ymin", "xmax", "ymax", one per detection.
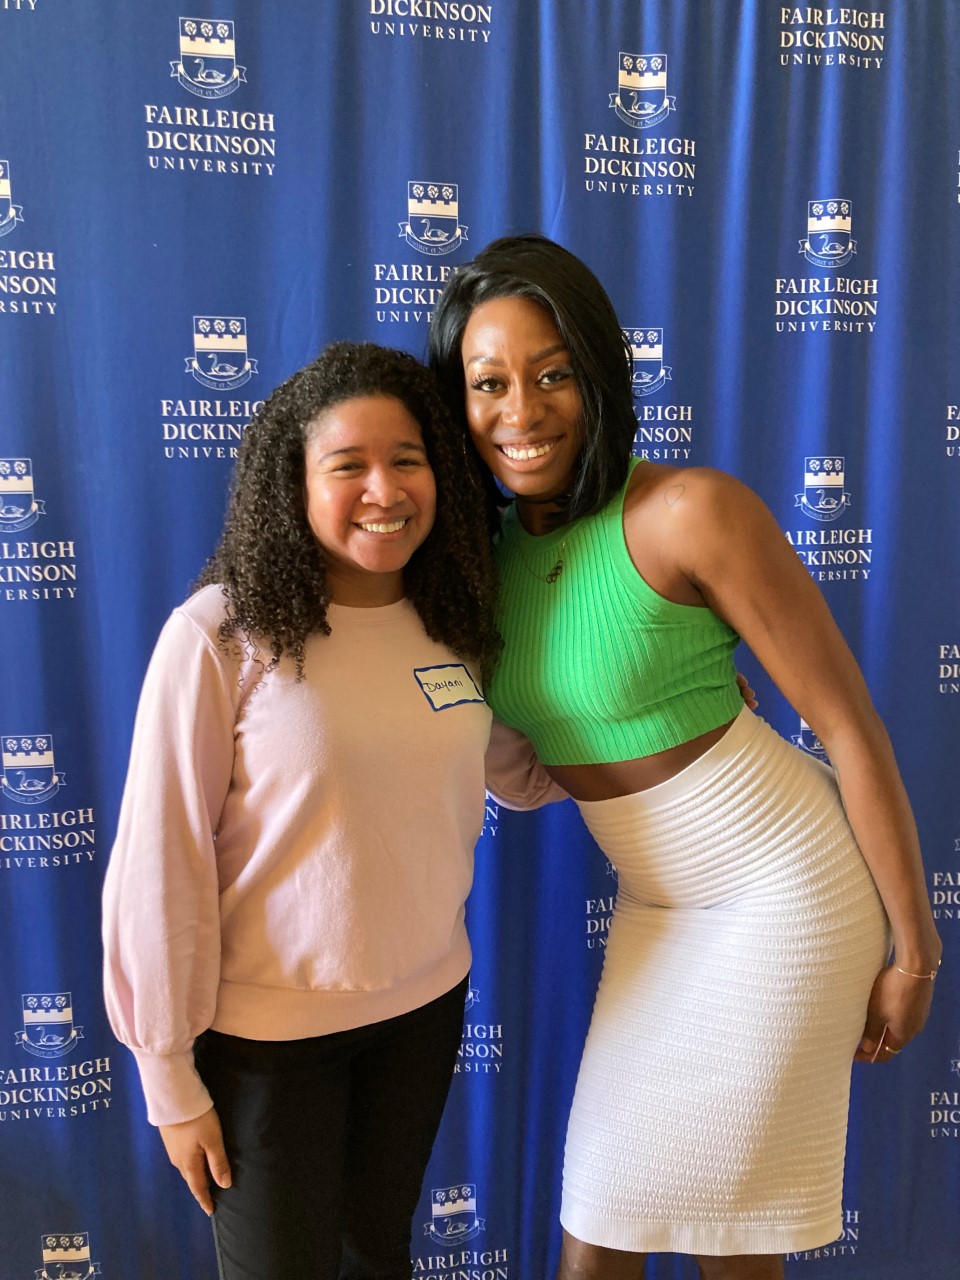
[{"xmin": 894, "ymin": 958, "xmax": 941, "ymax": 981}]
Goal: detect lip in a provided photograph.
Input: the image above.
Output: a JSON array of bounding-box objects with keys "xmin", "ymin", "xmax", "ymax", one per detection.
[
  {"xmin": 494, "ymin": 437, "xmax": 562, "ymax": 467},
  {"xmin": 353, "ymin": 517, "xmax": 413, "ymax": 537}
]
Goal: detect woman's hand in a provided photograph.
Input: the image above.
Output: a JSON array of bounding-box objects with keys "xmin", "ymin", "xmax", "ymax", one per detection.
[
  {"xmin": 159, "ymin": 1106, "xmax": 232, "ymax": 1215},
  {"xmin": 735, "ymin": 672, "xmax": 758, "ymax": 710},
  {"xmin": 854, "ymin": 965, "xmax": 937, "ymax": 1062}
]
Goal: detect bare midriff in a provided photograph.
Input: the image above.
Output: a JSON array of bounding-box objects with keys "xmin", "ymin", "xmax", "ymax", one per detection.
[{"xmin": 544, "ymin": 718, "xmax": 737, "ymax": 802}]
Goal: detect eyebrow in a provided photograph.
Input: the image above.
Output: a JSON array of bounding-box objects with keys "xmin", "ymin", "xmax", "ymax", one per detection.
[
  {"xmin": 465, "ymin": 342, "xmax": 569, "ymax": 370},
  {"xmin": 316, "ymin": 440, "xmax": 427, "ymax": 463}
]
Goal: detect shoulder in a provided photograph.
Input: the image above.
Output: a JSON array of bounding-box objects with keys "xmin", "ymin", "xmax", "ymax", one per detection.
[
  {"xmin": 168, "ymin": 583, "xmax": 233, "ymax": 651},
  {"xmin": 626, "ymin": 463, "xmax": 764, "ymax": 529}
]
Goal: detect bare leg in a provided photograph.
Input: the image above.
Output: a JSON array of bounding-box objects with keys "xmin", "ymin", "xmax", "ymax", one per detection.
[
  {"xmin": 695, "ymin": 1255, "xmax": 784, "ymax": 1280},
  {"xmin": 556, "ymin": 1230, "xmax": 646, "ymax": 1280}
]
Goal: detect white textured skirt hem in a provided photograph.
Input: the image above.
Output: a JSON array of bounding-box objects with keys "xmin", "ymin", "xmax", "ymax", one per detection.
[
  {"xmin": 559, "ymin": 708, "xmax": 888, "ymax": 1255},
  {"xmin": 560, "ymin": 1201, "xmax": 841, "ymax": 1256}
]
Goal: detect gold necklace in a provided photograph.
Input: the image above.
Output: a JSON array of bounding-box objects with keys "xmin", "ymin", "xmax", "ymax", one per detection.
[{"xmin": 514, "ymin": 527, "xmax": 569, "ymax": 584}]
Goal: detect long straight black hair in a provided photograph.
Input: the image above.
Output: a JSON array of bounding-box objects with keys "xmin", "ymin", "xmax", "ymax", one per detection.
[{"xmin": 428, "ymin": 234, "xmax": 637, "ymax": 524}]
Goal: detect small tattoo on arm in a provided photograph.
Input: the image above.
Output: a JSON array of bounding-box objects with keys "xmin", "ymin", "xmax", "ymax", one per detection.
[{"xmin": 664, "ymin": 484, "xmax": 685, "ymax": 507}]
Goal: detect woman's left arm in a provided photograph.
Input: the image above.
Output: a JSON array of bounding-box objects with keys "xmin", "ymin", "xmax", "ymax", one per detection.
[{"xmin": 658, "ymin": 470, "xmax": 941, "ymax": 1057}]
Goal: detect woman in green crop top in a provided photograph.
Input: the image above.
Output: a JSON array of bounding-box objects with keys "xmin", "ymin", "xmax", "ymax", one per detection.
[{"xmin": 429, "ymin": 236, "xmax": 940, "ymax": 1280}]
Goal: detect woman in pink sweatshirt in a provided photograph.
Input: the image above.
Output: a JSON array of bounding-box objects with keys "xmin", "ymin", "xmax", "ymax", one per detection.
[{"xmin": 102, "ymin": 342, "xmax": 522, "ymax": 1279}]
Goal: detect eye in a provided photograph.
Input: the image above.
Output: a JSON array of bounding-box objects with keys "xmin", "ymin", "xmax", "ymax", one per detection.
[
  {"xmin": 469, "ymin": 375, "xmax": 502, "ymax": 393},
  {"xmin": 538, "ymin": 365, "xmax": 573, "ymax": 387},
  {"xmin": 396, "ymin": 455, "xmax": 427, "ymax": 468}
]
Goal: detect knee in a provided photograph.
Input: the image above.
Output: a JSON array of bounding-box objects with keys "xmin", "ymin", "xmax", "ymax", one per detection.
[
  {"xmin": 557, "ymin": 1236, "xmax": 646, "ymax": 1280},
  {"xmin": 695, "ymin": 1256, "xmax": 784, "ymax": 1280}
]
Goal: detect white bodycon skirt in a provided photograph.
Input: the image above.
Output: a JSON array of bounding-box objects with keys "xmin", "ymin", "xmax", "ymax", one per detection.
[{"xmin": 560, "ymin": 708, "xmax": 888, "ymax": 1255}]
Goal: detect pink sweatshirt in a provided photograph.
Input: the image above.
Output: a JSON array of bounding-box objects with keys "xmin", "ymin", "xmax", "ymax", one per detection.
[{"xmin": 103, "ymin": 584, "xmax": 561, "ymax": 1126}]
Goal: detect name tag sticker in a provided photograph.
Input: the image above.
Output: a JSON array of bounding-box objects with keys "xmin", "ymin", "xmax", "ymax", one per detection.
[{"xmin": 414, "ymin": 664, "xmax": 485, "ymax": 712}]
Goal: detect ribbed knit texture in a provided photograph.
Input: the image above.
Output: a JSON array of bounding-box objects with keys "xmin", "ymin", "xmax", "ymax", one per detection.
[
  {"xmin": 488, "ymin": 459, "xmax": 744, "ymax": 765},
  {"xmin": 560, "ymin": 710, "xmax": 889, "ymax": 1254}
]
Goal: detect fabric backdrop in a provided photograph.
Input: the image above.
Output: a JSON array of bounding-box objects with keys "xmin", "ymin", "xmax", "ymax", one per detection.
[{"xmin": 1, "ymin": 2, "xmax": 957, "ymax": 1277}]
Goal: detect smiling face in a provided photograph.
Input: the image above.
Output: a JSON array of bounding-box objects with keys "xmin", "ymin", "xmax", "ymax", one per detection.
[
  {"xmin": 460, "ymin": 295, "xmax": 584, "ymax": 508},
  {"xmin": 303, "ymin": 394, "xmax": 436, "ymax": 606}
]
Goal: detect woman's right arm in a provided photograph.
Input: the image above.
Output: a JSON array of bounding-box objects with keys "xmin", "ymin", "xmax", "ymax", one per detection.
[
  {"xmin": 483, "ymin": 717, "xmax": 569, "ymax": 810},
  {"xmin": 102, "ymin": 609, "xmax": 237, "ymax": 1130}
]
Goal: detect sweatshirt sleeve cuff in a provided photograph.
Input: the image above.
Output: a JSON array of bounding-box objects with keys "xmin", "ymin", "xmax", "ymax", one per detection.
[{"xmin": 131, "ymin": 1047, "xmax": 214, "ymax": 1127}]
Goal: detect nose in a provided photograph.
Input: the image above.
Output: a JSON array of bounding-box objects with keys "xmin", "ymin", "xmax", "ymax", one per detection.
[
  {"xmin": 362, "ymin": 465, "xmax": 403, "ymax": 508},
  {"xmin": 500, "ymin": 381, "xmax": 544, "ymax": 433}
]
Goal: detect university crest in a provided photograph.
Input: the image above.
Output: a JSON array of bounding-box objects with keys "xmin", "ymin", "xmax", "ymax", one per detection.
[
  {"xmin": 171, "ymin": 18, "xmax": 247, "ymax": 99},
  {"xmin": 1, "ymin": 734, "xmax": 65, "ymax": 806},
  {"xmin": 424, "ymin": 1184, "xmax": 485, "ymax": 1244},
  {"xmin": 36, "ymin": 1233, "xmax": 100, "ymax": 1280},
  {"xmin": 610, "ymin": 53, "xmax": 676, "ymax": 129},
  {"xmin": 795, "ymin": 456, "xmax": 851, "ymax": 523},
  {"xmin": 625, "ymin": 328, "xmax": 672, "ymax": 396},
  {"xmin": 399, "ymin": 182, "xmax": 467, "ymax": 256},
  {"xmin": 0, "ymin": 159, "xmax": 24, "ymax": 237},
  {"xmin": 17, "ymin": 993, "xmax": 84, "ymax": 1060},
  {"xmin": 0, "ymin": 459, "xmax": 45, "ymax": 533},
  {"xmin": 185, "ymin": 316, "xmax": 257, "ymax": 390},
  {"xmin": 800, "ymin": 199, "xmax": 856, "ymax": 269},
  {"xmin": 792, "ymin": 718, "xmax": 828, "ymax": 760}
]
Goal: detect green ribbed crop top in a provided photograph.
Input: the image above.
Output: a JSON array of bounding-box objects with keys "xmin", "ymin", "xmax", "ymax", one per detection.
[{"xmin": 487, "ymin": 458, "xmax": 744, "ymax": 765}]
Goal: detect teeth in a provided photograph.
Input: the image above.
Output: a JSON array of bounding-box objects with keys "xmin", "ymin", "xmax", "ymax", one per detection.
[
  {"xmin": 359, "ymin": 520, "xmax": 407, "ymax": 533},
  {"xmin": 501, "ymin": 441, "xmax": 555, "ymax": 461}
]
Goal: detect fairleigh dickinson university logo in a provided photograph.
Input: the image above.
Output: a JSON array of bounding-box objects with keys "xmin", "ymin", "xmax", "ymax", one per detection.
[
  {"xmin": 930, "ymin": 830, "xmax": 960, "ymax": 922},
  {"xmin": 399, "ymin": 183, "xmax": 467, "ymax": 256},
  {"xmin": 584, "ymin": 50, "xmax": 695, "ymax": 200},
  {"xmin": 780, "ymin": 7, "xmax": 886, "ymax": 70},
  {"xmin": 16, "ymin": 994, "xmax": 82, "ymax": 1060},
  {"xmin": 171, "ymin": 18, "xmax": 246, "ymax": 98},
  {"xmin": 413, "ymin": 1181, "xmax": 508, "ymax": 1274},
  {"xmin": 610, "ymin": 53, "xmax": 675, "ymax": 129},
  {"xmin": 946, "ymin": 403, "xmax": 960, "ymax": 458},
  {"xmin": 0, "ymin": 159, "xmax": 24, "ymax": 237},
  {"xmin": 35, "ymin": 1232, "xmax": 101, "ymax": 1280},
  {"xmin": 456, "ymin": 988, "xmax": 504, "ymax": 1075},
  {"xmin": 930, "ymin": 1041, "xmax": 960, "ymax": 1138},
  {"xmin": 787, "ymin": 1209, "xmax": 861, "ymax": 1261},
  {"xmin": 374, "ymin": 183, "xmax": 465, "ymax": 326},
  {"xmin": 1, "ymin": 736, "xmax": 64, "ymax": 806},
  {"xmin": 0, "ymin": 460, "xmax": 44, "ymax": 533},
  {"xmin": 792, "ymin": 717, "xmax": 828, "ymax": 761},
  {"xmin": 794, "ymin": 456, "xmax": 851, "ymax": 522},
  {"xmin": 627, "ymin": 329, "xmax": 671, "ymax": 396},
  {"xmin": 145, "ymin": 19, "xmax": 275, "ymax": 177},
  {"xmin": 424, "ymin": 1185, "xmax": 485, "ymax": 1244},
  {"xmin": 801, "ymin": 199, "xmax": 856, "ymax": 268},
  {"xmin": 368, "ymin": 0, "xmax": 493, "ymax": 43},
  {"xmin": 785, "ymin": 457, "xmax": 873, "ymax": 583},
  {"xmin": 776, "ymin": 197, "xmax": 877, "ymax": 334},
  {"xmin": 185, "ymin": 316, "xmax": 257, "ymax": 391},
  {"xmin": 624, "ymin": 328, "xmax": 694, "ymax": 462},
  {"xmin": 2, "ymin": 990, "xmax": 111, "ymax": 1121},
  {"xmin": 0, "ymin": 162, "xmax": 58, "ymax": 316}
]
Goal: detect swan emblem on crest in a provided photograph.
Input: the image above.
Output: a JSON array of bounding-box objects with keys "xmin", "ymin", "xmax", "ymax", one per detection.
[
  {"xmin": 208, "ymin": 353, "xmax": 240, "ymax": 376},
  {"xmin": 193, "ymin": 59, "xmax": 227, "ymax": 86},
  {"xmin": 418, "ymin": 219, "xmax": 450, "ymax": 244},
  {"xmin": 16, "ymin": 772, "xmax": 46, "ymax": 792},
  {"xmin": 629, "ymin": 92, "xmax": 657, "ymax": 116}
]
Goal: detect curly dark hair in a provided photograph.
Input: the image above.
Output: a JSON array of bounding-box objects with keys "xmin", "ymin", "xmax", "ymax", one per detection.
[
  {"xmin": 428, "ymin": 233, "xmax": 638, "ymax": 525},
  {"xmin": 197, "ymin": 342, "xmax": 501, "ymax": 681}
]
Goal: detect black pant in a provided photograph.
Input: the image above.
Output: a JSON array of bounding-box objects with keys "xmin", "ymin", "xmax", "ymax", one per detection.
[{"xmin": 194, "ymin": 976, "xmax": 468, "ymax": 1280}]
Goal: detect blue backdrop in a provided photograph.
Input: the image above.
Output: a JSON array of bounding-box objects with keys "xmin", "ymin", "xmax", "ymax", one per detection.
[{"xmin": 1, "ymin": 2, "xmax": 958, "ymax": 1277}]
